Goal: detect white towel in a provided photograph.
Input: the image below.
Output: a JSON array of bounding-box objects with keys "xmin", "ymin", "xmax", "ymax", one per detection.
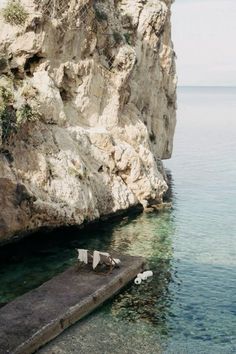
[
  {"xmin": 77, "ymin": 249, "xmax": 88, "ymax": 264},
  {"xmin": 93, "ymin": 250, "xmax": 101, "ymax": 269},
  {"xmin": 143, "ymin": 270, "xmax": 153, "ymax": 278},
  {"xmin": 112, "ymin": 258, "xmax": 121, "ymax": 265},
  {"xmin": 99, "ymin": 252, "xmax": 110, "ymax": 257},
  {"xmin": 137, "ymin": 272, "xmax": 147, "ymax": 280}
]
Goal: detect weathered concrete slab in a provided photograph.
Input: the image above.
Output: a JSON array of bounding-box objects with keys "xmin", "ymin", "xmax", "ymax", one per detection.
[{"xmin": 0, "ymin": 254, "xmax": 145, "ymax": 354}]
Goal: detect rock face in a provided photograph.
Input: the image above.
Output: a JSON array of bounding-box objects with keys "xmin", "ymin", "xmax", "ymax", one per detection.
[{"xmin": 0, "ymin": 0, "xmax": 176, "ymax": 243}]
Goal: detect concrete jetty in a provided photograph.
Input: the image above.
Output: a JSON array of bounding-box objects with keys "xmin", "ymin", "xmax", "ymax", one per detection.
[{"xmin": 0, "ymin": 254, "xmax": 145, "ymax": 354}]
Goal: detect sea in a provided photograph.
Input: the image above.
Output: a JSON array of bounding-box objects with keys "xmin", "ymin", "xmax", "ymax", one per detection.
[{"xmin": 1, "ymin": 86, "xmax": 236, "ymax": 353}]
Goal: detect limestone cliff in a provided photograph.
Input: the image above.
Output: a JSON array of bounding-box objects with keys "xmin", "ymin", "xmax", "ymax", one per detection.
[{"xmin": 0, "ymin": 0, "xmax": 176, "ymax": 243}]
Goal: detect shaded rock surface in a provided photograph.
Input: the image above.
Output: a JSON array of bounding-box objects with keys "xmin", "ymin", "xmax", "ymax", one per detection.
[{"xmin": 0, "ymin": 0, "xmax": 176, "ymax": 243}]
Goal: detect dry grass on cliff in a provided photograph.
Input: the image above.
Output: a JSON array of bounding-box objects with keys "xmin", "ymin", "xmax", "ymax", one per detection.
[{"xmin": 2, "ymin": 0, "xmax": 28, "ymax": 26}]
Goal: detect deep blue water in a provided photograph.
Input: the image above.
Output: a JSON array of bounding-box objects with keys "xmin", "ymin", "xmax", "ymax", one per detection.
[{"xmin": 1, "ymin": 87, "xmax": 236, "ymax": 353}]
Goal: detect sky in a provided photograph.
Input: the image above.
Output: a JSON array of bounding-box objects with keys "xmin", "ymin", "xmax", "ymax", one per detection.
[
  {"xmin": 172, "ymin": 0, "xmax": 236, "ymax": 86},
  {"xmin": 0, "ymin": 0, "xmax": 235, "ymax": 86}
]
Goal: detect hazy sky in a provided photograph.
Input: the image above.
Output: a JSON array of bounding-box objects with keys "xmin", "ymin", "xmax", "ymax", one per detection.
[
  {"xmin": 0, "ymin": 0, "xmax": 235, "ymax": 86},
  {"xmin": 172, "ymin": 0, "xmax": 236, "ymax": 86}
]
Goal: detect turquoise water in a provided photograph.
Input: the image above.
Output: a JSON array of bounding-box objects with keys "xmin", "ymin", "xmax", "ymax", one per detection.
[
  {"xmin": 161, "ymin": 86, "xmax": 236, "ymax": 352},
  {"xmin": 1, "ymin": 87, "xmax": 236, "ymax": 353}
]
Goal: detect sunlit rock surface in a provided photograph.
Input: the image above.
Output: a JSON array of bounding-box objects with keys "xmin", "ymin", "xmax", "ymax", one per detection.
[{"xmin": 0, "ymin": 0, "xmax": 176, "ymax": 242}]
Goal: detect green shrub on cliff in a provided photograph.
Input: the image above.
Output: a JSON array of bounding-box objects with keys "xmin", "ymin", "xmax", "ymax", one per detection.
[
  {"xmin": 0, "ymin": 86, "xmax": 39, "ymax": 143},
  {"xmin": 0, "ymin": 105, "xmax": 17, "ymax": 143},
  {"xmin": 124, "ymin": 33, "xmax": 132, "ymax": 45},
  {"xmin": 0, "ymin": 86, "xmax": 13, "ymax": 105},
  {"xmin": 16, "ymin": 103, "xmax": 39, "ymax": 125},
  {"xmin": 0, "ymin": 86, "xmax": 16, "ymax": 143},
  {"xmin": 93, "ymin": 6, "xmax": 108, "ymax": 22},
  {"xmin": 3, "ymin": 0, "xmax": 28, "ymax": 26}
]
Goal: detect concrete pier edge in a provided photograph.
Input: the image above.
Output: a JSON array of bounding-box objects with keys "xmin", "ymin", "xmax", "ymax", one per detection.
[{"xmin": 0, "ymin": 254, "xmax": 146, "ymax": 354}]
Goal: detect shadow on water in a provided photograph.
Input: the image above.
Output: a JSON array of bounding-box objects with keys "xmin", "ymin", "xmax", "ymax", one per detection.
[
  {"xmin": 0, "ymin": 172, "xmax": 175, "ymax": 315},
  {"xmin": 0, "ymin": 209, "xmax": 140, "ymax": 303}
]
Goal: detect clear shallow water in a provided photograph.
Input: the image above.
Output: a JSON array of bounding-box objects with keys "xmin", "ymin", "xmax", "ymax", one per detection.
[{"xmin": 1, "ymin": 87, "xmax": 236, "ymax": 353}]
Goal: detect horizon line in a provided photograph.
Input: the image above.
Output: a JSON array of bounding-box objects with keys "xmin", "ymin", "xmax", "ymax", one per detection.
[{"xmin": 178, "ymin": 85, "xmax": 236, "ymax": 88}]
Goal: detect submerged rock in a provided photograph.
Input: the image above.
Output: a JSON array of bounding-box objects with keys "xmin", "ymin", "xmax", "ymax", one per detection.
[{"xmin": 0, "ymin": 0, "xmax": 176, "ymax": 243}]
